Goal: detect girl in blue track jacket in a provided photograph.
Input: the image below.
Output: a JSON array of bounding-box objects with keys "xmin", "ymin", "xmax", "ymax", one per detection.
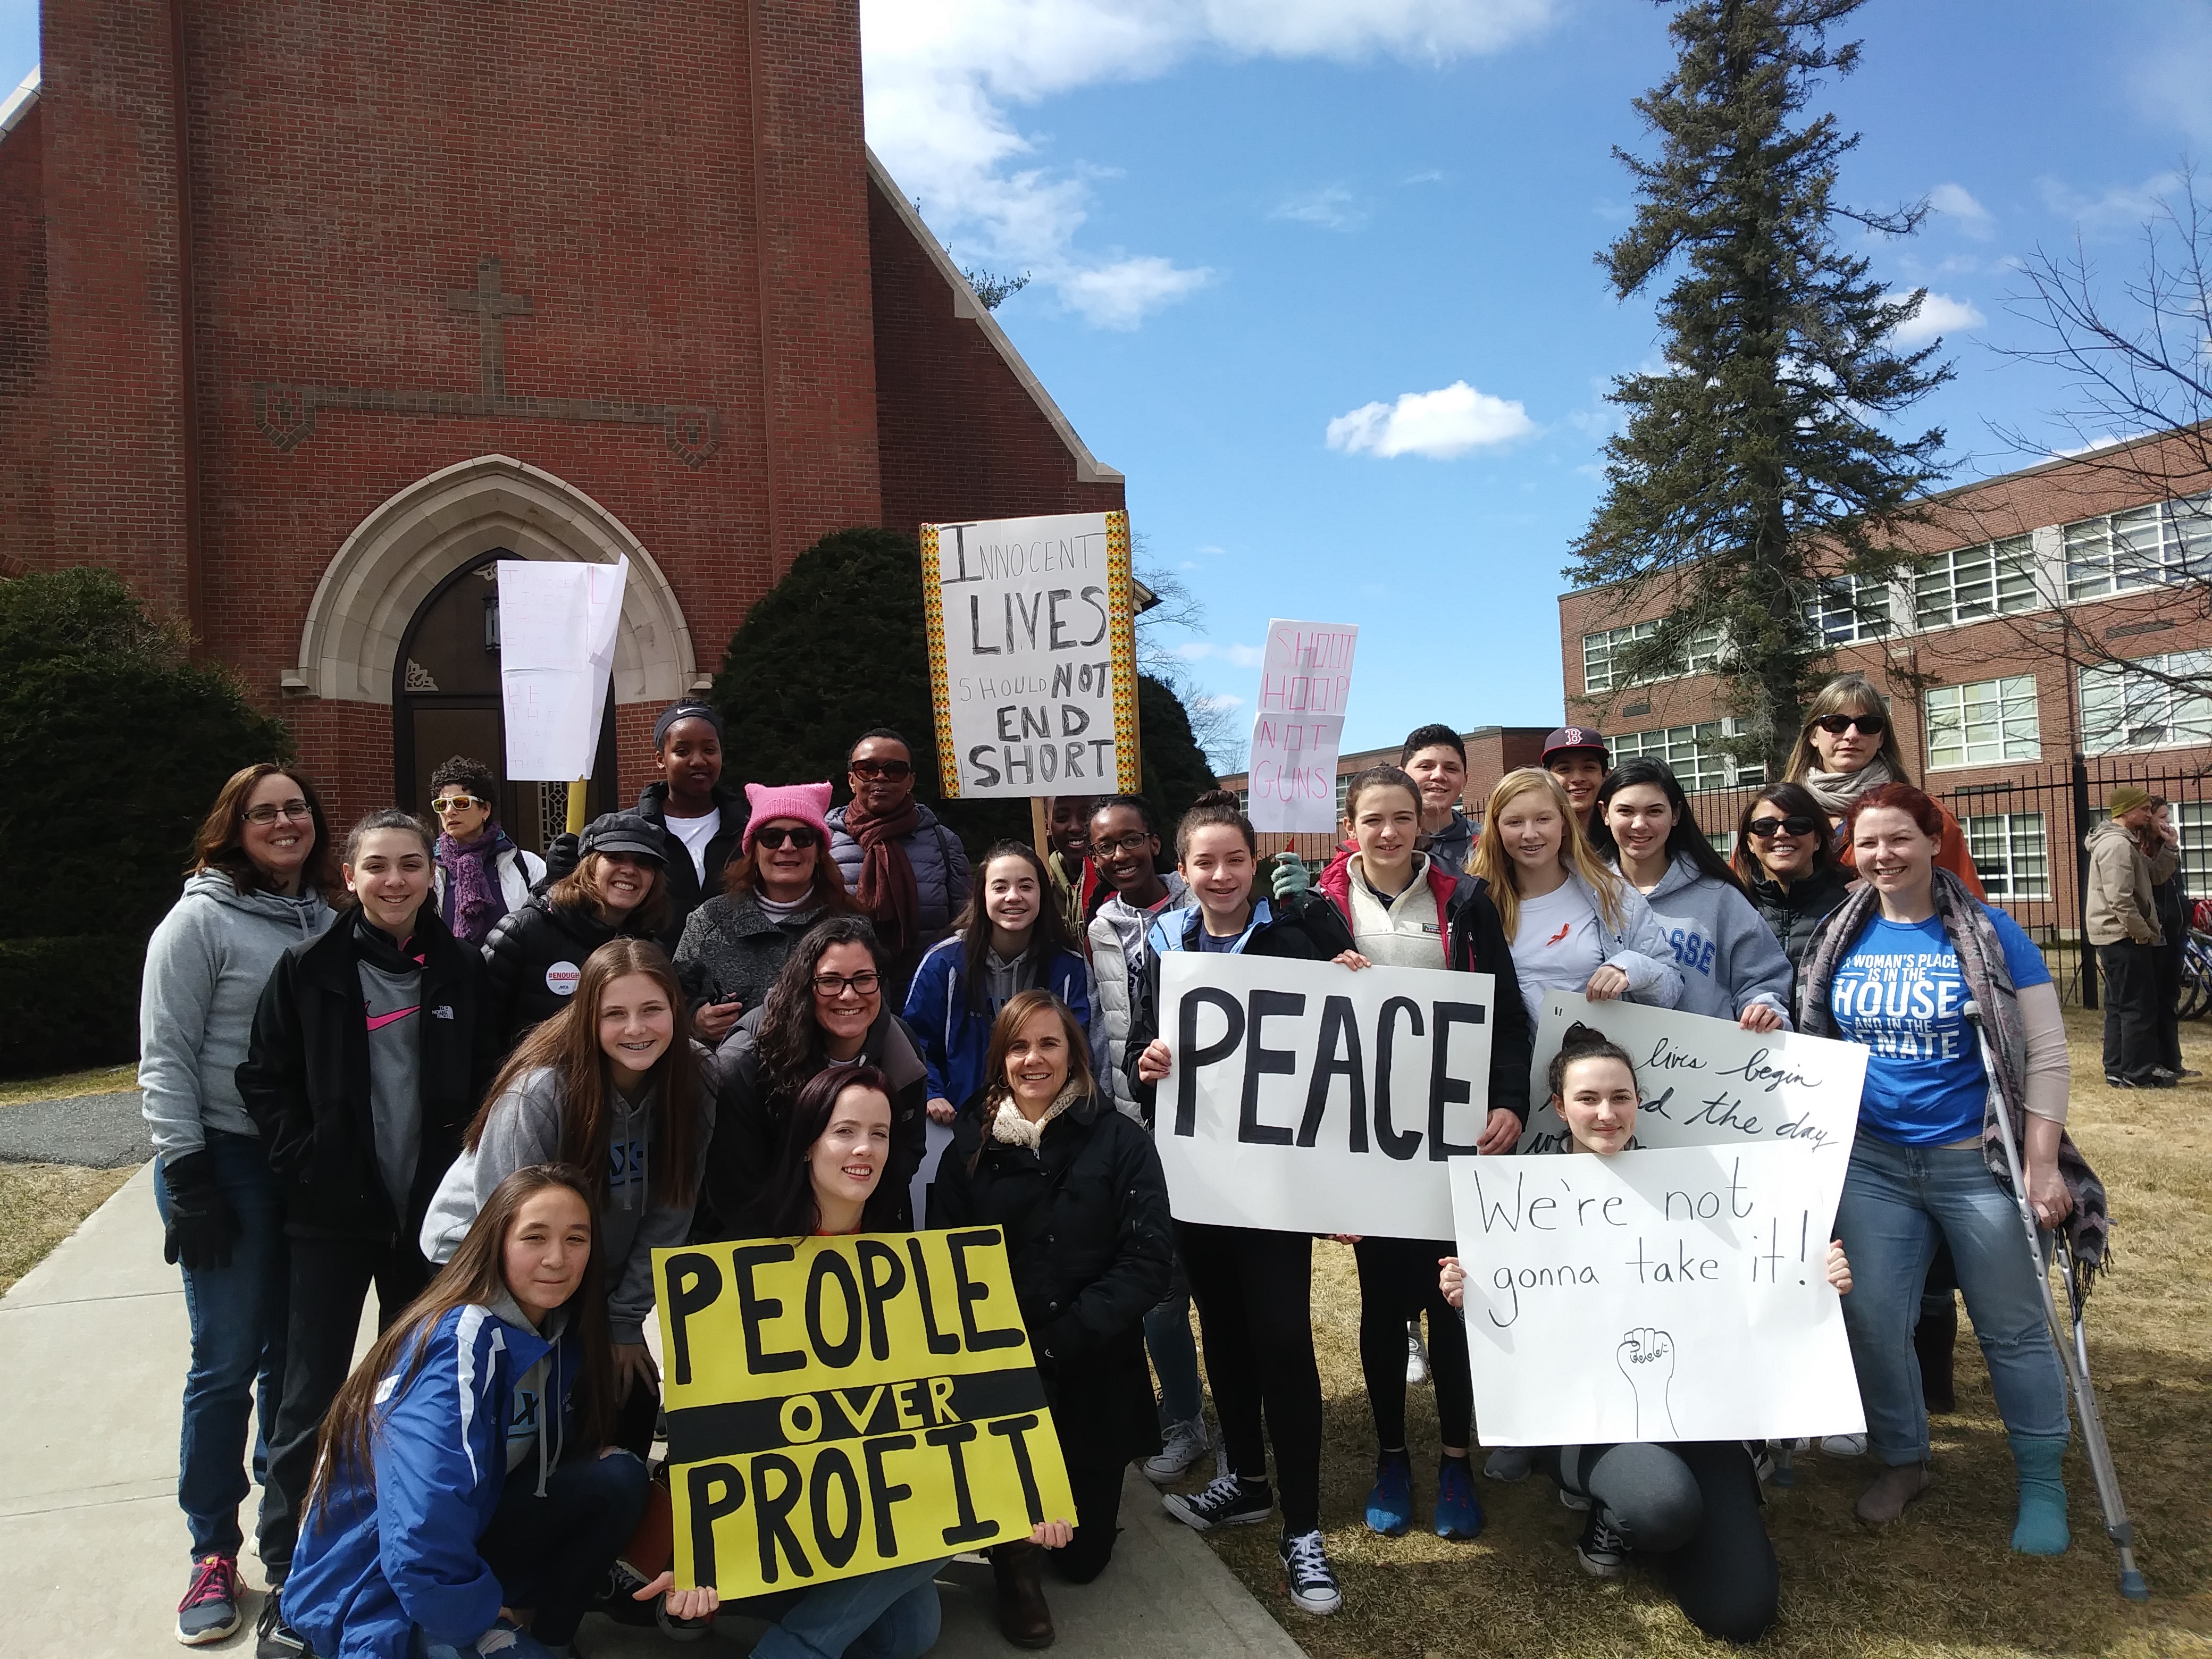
[
  {"xmin": 901, "ymin": 840, "xmax": 1089, "ymax": 1219},
  {"xmin": 282, "ymin": 1164, "xmax": 648, "ymax": 1659}
]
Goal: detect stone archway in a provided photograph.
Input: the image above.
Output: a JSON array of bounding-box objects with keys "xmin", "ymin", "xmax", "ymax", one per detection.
[{"xmin": 289, "ymin": 453, "xmax": 698, "ymax": 706}]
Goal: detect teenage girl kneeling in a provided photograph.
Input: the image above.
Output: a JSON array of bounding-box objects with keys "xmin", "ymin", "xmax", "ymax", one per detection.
[
  {"xmin": 280, "ymin": 1163, "xmax": 650, "ymax": 1659},
  {"xmin": 1440, "ymin": 1027, "xmax": 1852, "ymax": 1645}
]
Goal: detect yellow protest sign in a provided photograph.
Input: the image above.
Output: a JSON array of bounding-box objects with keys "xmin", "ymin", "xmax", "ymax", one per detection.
[{"xmin": 653, "ymin": 1229, "xmax": 1077, "ymax": 1595}]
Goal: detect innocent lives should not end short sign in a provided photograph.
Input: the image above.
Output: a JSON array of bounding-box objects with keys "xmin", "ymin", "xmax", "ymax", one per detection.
[
  {"xmin": 1452, "ymin": 1144, "xmax": 1865, "ymax": 1446},
  {"xmin": 1153, "ymin": 953, "xmax": 1495, "ymax": 1239},
  {"xmin": 920, "ymin": 511, "xmax": 1139, "ymax": 799},
  {"xmin": 496, "ymin": 557, "xmax": 629, "ymax": 782},
  {"xmin": 654, "ymin": 1230, "xmax": 1075, "ymax": 1597},
  {"xmin": 1245, "ymin": 619, "xmax": 1358, "ymax": 834}
]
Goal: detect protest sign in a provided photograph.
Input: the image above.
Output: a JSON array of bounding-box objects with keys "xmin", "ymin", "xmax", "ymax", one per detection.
[
  {"xmin": 1451, "ymin": 1143, "xmax": 1865, "ymax": 1445},
  {"xmin": 1244, "ymin": 619, "xmax": 1359, "ymax": 833},
  {"xmin": 919, "ymin": 511, "xmax": 1140, "ymax": 799},
  {"xmin": 654, "ymin": 1229, "xmax": 1076, "ymax": 1596},
  {"xmin": 1153, "ymin": 953, "xmax": 1495, "ymax": 1238},
  {"xmin": 1515, "ymin": 994, "xmax": 1865, "ymax": 1207},
  {"xmin": 496, "ymin": 557, "xmax": 628, "ymax": 781}
]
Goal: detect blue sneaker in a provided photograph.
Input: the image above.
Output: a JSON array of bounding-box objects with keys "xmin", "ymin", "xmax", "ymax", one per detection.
[
  {"xmin": 1364, "ymin": 1448, "xmax": 1413, "ymax": 1536},
  {"xmin": 1434, "ymin": 1455, "xmax": 1484, "ymax": 1540}
]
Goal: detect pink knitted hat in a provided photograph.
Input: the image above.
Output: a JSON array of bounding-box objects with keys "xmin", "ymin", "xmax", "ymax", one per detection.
[{"xmin": 743, "ymin": 781, "xmax": 835, "ymax": 854}]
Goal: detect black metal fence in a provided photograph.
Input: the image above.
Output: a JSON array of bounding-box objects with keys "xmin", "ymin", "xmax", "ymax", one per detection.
[{"xmin": 1685, "ymin": 756, "xmax": 2212, "ymax": 1009}]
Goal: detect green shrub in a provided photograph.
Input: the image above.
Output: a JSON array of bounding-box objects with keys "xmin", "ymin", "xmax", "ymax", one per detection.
[
  {"xmin": 712, "ymin": 527, "xmax": 1216, "ymax": 851},
  {"xmin": 0, "ymin": 568, "xmax": 294, "ymax": 942},
  {"xmin": 0, "ymin": 936, "xmax": 143, "ymax": 1075}
]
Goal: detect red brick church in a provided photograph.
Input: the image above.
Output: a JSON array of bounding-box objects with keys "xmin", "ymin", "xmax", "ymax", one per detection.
[{"xmin": 0, "ymin": 2, "xmax": 1125, "ymax": 849}]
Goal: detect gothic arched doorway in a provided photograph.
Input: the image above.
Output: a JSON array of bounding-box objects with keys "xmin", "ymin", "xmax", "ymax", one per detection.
[{"xmin": 391, "ymin": 549, "xmax": 617, "ymax": 854}]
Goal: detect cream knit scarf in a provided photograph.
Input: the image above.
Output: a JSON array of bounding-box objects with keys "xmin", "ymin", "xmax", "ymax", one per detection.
[
  {"xmin": 987, "ymin": 1078, "xmax": 1087, "ymax": 1149},
  {"xmin": 1800, "ymin": 755, "xmax": 1898, "ymax": 819}
]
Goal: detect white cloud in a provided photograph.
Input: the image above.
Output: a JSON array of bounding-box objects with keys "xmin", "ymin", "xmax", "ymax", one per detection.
[
  {"xmin": 2036, "ymin": 170, "xmax": 2187, "ymax": 237},
  {"xmin": 1193, "ymin": 692, "xmax": 1247, "ymax": 713},
  {"xmin": 1886, "ymin": 291, "xmax": 1987, "ymax": 346},
  {"xmin": 2129, "ymin": 4, "xmax": 2212, "ymax": 141},
  {"xmin": 1400, "ymin": 169, "xmax": 1446, "ymax": 186},
  {"xmin": 1272, "ymin": 185, "xmax": 1364, "ymax": 230},
  {"xmin": 1928, "ymin": 182, "xmax": 1993, "ymax": 239},
  {"xmin": 1325, "ymin": 380, "xmax": 1536, "ymax": 459},
  {"xmin": 862, "ymin": 1, "xmax": 1554, "ymax": 326},
  {"xmin": 1175, "ymin": 640, "xmax": 1267, "ymax": 667}
]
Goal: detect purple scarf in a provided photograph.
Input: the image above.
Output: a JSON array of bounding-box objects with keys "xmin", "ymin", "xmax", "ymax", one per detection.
[{"xmin": 437, "ymin": 827, "xmax": 517, "ymax": 946}]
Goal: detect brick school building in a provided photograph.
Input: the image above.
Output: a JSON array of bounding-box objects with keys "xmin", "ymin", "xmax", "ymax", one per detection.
[{"xmin": 0, "ymin": 2, "xmax": 1122, "ymax": 850}]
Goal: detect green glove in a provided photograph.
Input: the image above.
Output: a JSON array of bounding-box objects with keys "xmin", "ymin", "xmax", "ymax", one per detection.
[{"xmin": 1269, "ymin": 849, "xmax": 1311, "ymax": 901}]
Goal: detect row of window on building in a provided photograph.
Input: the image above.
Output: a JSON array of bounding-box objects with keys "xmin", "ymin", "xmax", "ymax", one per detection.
[{"xmin": 1582, "ymin": 490, "xmax": 2212, "ymax": 690}]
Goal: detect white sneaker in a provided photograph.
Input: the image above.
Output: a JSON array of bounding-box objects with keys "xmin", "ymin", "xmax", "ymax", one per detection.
[
  {"xmin": 1278, "ymin": 1529, "xmax": 1343, "ymax": 1615},
  {"xmin": 1143, "ymin": 1415, "xmax": 1211, "ymax": 1485},
  {"xmin": 1405, "ymin": 1322, "xmax": 1429, "ymax": 1385},
  {"xmin": 1821, "ymin": 1433, "xmax": 1868, "ymax": 1459}
]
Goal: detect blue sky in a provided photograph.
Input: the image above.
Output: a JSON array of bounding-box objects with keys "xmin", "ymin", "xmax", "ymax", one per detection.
[{"xmin": 7, "ymin": 1, "xmax": 2209, "ymax": 764}]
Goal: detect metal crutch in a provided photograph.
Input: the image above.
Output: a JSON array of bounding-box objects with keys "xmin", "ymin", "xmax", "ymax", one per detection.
[{"xmin": 1962, "ymin": 1000, "xmax": 2150, "ymax": 1601}]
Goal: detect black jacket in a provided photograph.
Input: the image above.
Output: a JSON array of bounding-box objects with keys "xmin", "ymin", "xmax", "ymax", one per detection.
[
  {"xmin": 635, "ymin": 780, "xmax": 748, "ymax": 942},
  {"xmin": 237, "ymin": 909, "xmax": 499, "ymax": 1243},
  {"xmin": 929, "ymin": 1090, "xmax": 1172, "ymax": 1470},
  {"xmin": 697, "ymin": 1000, "xmax": 931, "ymax": 1238},
  {"xmin": 1122, "ymin": 893, "xmax": 1336, "ymax": 1122},
  {"xmin": 1747, "ymin": 867, "xmax": 1853, "ymax": 1002},
  {"xmin": 481, "ymin": 894, "xmax": 656, "ymax": 1054}
]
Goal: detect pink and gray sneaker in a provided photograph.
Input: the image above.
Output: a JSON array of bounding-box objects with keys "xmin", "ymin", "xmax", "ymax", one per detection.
[{"xmin": 176, "ymin": 1555, "xmax": 242, "ymax": 1646}]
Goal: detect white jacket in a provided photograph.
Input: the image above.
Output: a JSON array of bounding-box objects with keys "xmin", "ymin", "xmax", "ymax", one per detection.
[
  {"xmin": 1086, "ymin": 874, "xmax": 1191, "ymax": 1121},
  {"xmin": 432, "ymin": 845, "xmax": 546, "ymax": 926}
]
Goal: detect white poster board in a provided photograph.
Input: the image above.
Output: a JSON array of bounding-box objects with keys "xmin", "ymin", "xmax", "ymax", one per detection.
[
  {"xmin": 497, "ymin": 557, "xmax": 629, "ymax": 782},
  {"xmin": 1245, "ymin": 619, "xmax": 1359, "ymax": 834},
  {"xmin": 920, "ymin": 512, "xmax": 1139, "ymax": 799},
  {"xmin": 1153, "ymin": 953, "xmax": 1495, "ymax": 1239},
  {"xmin": 1452, "ymin": 1143, "xmax": 1865, "ymax": 1445},
  {"xmin": 1516, "ymin": 994, "xmax": 1866, "ymax": 1204}
]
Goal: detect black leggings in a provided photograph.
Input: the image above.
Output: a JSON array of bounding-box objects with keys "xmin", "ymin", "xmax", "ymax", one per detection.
[
  {"xmin": 1541, "ymin": 1441, "xmax": 1777, "ymax": 1645},
  {"xmin": 1355, "ymin": 1236, "xmax": 1471, "ymax": 1449},
  {"xmin": 1050, "ymin": 1460, "xmax": 1129, "ymax": 1585},
  {"xmin": 1176, "ymin": 1220, "xmax": 1322, "ymax": 1534}
]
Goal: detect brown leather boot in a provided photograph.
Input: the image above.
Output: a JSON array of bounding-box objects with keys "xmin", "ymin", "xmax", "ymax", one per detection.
[
  {"xmin": 991, "ymin": 1540, "xmax": 1055, "ymax": 1648},
  {"xmin": 1914, "ymin": 1297, "xmax": 1959, "ymax": 1414}
]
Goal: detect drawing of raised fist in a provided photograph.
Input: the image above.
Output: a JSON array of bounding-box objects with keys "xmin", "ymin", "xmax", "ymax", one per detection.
[{"xmin": 1616, "ymin": 1327, "xmax": 1679, "ymax": 1439}]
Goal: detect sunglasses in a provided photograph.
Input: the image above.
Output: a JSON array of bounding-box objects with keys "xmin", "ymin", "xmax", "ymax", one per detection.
[
  {"xmin": 753, "ymin": 825, "xmax": 821, "ymax": 850},
  {"xmin": 812, "ymin": 970, "xmax": 882, "ymax": 998},
  {"xmin": 242, "ymin": 799, "xmax": 313, "ymax": 825},
  {"xmin": 1747, "ymin": 814, "xmax": 1821, "ymax": 839},
  {"xmin": 1812, "ymin": 713, "xmax": 1886, "ymax": 737},
  {"xmin": 848, "ymin": 759, "xmax": 914, "ymax": 781},
  {"xmin": 430, "ymin": 793, "xmax": 487, "ymax": 814}
]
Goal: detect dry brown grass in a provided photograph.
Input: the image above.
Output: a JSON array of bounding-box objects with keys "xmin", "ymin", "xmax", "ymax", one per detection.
[
  {"xmin": 0, "ymin": 1161, "xmax": 136, "ymax": 1293},
  {"xmin": 1172, "ymin": 1008, "xmax": 2212, "ymax": 1656}
]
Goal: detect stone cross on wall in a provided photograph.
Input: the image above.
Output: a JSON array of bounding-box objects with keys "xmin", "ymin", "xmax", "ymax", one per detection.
[
  {"xmin": 249, "ymin": 255, "xmax": 719, "ymax": 467},
  {"xmin": 446, "ymin": 256, "xmax": 534, "ymax": 404}
]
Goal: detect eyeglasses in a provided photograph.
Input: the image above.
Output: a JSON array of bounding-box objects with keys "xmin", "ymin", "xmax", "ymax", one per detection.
[
  {"xmin": 241, "ymin": 800, "xmax": 313, "ymax": 825},
  {"xmin": 1090, "ymin": 832, "xmax": 1154, "ymax": 857},
  {"xmin": 812, "ymin": 970, "xmax": 882, "ymax": 998},
  {"xmin": 848, "ymin": 759, "xmax": 914, "ymax": 781},
  {"xmin": 754, "ymin": 825, "xmax": 821, "ymax": 850},
  {"xmin": 430, "ymin": 794, "xmax": 486, "ymax": 814},
  {"xmin": 1747, "ymin": 814, "xmax": 1821, "ymax": 839},
  {"xmin": 1812, "ymin": 713, "xmax": 1886, "ymax": 737}
]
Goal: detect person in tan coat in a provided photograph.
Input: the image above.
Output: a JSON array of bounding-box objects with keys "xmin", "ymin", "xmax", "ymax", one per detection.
[{"xmin": 2085, "ymin": 785, "xmax": 2181, "ymax": 1087}]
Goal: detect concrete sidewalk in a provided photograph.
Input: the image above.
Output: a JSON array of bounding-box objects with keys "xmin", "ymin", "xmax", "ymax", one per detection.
[{"xmin": 0, "ymin": 1166, "xmax": 1304, "ymax": 1659}]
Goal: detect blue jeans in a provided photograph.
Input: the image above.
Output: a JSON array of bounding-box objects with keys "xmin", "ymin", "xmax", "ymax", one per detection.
[
  {"xmin": 155, "ymin": 1130, "xmax": 289, "ymax": 1560},
  {"xmin": 1833, "ymin": 1135, "xmax": 2068, "ymax": 1464},
  {"xmin": 1145, "ymin": 1278, "xmax": 1204, "ymax": 1427},
  {"xmin": 411, "ymin": 1624, "xmax": 563, "ymax": 1659},
  {"xmin": 749, "ymin": 1557, "xmax": 947, "ymax": 1659}
]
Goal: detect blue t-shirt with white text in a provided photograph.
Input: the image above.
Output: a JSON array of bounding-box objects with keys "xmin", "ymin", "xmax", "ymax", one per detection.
[{"xmin": 1829, "ymin": 906, "xmax": 2050, "ymax": 1145}]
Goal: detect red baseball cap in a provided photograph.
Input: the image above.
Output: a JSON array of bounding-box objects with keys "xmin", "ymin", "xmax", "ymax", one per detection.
[{"xmin": 1542, "ymin": 726, "xmax": 1610, "ymax": 765}]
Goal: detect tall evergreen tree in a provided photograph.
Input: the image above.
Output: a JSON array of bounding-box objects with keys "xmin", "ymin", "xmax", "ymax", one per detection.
[{"xmin": 1570, "ymin": 0, "xmax": 1952, "ymax": 770}]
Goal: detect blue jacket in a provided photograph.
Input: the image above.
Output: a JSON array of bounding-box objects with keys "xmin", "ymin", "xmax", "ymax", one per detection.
[
  {"xmin": 284, "ymin": 1300, "xmax": 580, "ymax": 1659},
  {"xmin": 902, "ymin": 936, "xmax": 1091, "ymax": 1110}
]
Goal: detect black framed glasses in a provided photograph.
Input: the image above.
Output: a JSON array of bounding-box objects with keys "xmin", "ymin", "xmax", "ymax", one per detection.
[
  {"xmin": 1747, "ymin": 814, "xmax": 1820, "ymax": 839},
  {"xmin": 848, "ymin": 759, "xmax": 914, "ymax": 781},
  {"xmin": 1812, "ymin": 713, "xmax": 1886, "ymax": 736},
  {"xmin": 754, "ymin": 825, "xmax": 821, "ymax": 850},
  {"xmin": 241, "ymin": 800, "xmax": 313, "ymax": 825},
  {"xmin": 1090, "ymin": 832, "xmax": 1155, "ymax": 857},
  {"xmin": 812, "ymin": 970, "xmax": 882, "ymax": 998},
  {"xmin": 430, "ymin": 793, "xmax": 486, "ymax": 814}
]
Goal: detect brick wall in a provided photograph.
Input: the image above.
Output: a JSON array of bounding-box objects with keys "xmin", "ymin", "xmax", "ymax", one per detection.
[{"xmin": 0, "ymin": 97, "xmax": 47, "ymax": 573}]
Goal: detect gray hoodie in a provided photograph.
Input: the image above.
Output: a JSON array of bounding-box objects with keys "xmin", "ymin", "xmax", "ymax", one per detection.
[
  {"xmin": 420, "ymin": 1058, "xmax": 716, "ymax": 1344},
  {"xmin": 1631, "ymin": 854, "xmax": 1795, "ymax": 1027},
  {"xmin": 1086, "ymin": 873, "xmax": 1192, "ymax": 1120},
  {"xmin": 138, "ymin": 869, "xmax": 336, "ymax": 1158}
]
